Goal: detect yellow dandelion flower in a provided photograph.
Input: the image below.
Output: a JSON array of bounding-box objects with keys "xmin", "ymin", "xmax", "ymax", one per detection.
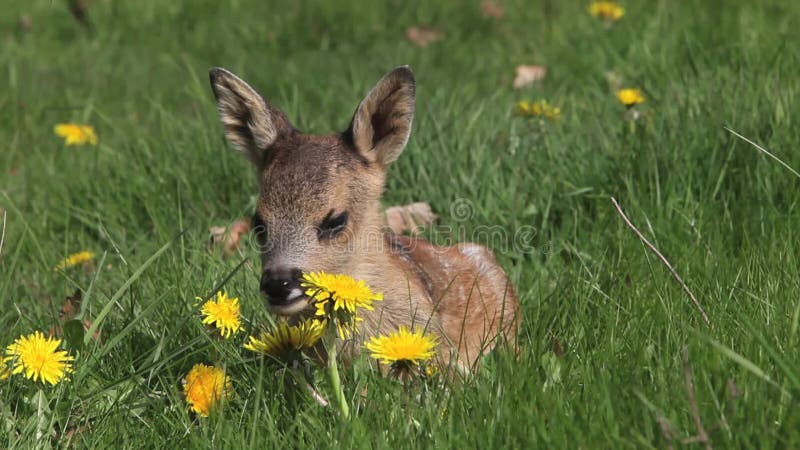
[
  {"xmin": 515, "ymin": 100, "xmax": 531, "ymax": 116},
  {"xmin": 319, "ymin": 316, "xmax": 365, "ymax": 340},
  {"xmin": 54, "ymin": 250, "xmax": 95, "ymax": 271},
  {"xmin": 199, "ymin": 291, "xmax": 242, "ymax": 339},
  {"xmin": 365, "ymin": 326, "xmax": 437, "ymax": 366},
  {"xmin": 54, "ymin": 123, "xmax": 98, "ymax": 146},
  {"xmin": 301, "ymin": 272, "xmax": 383, "ymax": 315},
  {"xmin": 3, "ymin": 331, "xmax": 74, "ymax": 385},
  {"xmin": 616, "ymin": 88, "xmax": 645, "ymax": 107},
  {"xmin": 588, "ymin": 2, "xmax": 625, "ymax": 21},
  {"xmin": 0, "ymin": 364, "xmax": 10, "ymax": 381},
  {"xmin": 244, "ymin": 319, "xmax": 325, "ymax": 358},
  {"xmin": 425, "ymin": 364, "xmax": 438, "ymax": 378},
  {"xmin": 515, "ymin": 100, "xmax": 561, "ymax": 121},
  {"xmin": 542, "ymin": 103, "xmax": 561, "ymax": 120},
  {"xmin": 183, "ymin": 363, "xmax": 231, "ymax": 417}
]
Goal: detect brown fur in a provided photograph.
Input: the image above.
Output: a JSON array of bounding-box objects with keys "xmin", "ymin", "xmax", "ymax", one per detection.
[{"xmin": 209, "ymin": 66, "xmax": 519, "ymax": 372}]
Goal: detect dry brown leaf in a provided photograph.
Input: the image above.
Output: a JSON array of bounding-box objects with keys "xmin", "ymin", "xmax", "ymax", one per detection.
[
  {"xmin": 480, "ymin": 0, "xmax": 505, "ymax": 19},
  {"xmin": 60, "ymin": 289, "xmax": 83, "ymax": 320},
  {"xmin": 384, "ymin": 202, "xmax": 438, "ymax": 235},
  {"xmin": 48, "ymin": 289, "xmax": 101, "ymax": 343},
  {"xmin": 513, "ymin": 65, "xmax": 547, "ymax": 89},
  {"xmin": 209, "ymin": 218, "xmax": 252, "ymax": 256},
  {"xmin": 19, "ymin": 14, "xmax": 32, "ymax": 32},
  {"xmin": 68, "ymin": 0, "xmax": 90, "ymax": 27},
  {"xmin": 551, "ymin": 337, "xmax": 566, "ymax": 358},
  {"xmin": 405, "ymin": 26, "xmax": 444, "ymax": 48}
]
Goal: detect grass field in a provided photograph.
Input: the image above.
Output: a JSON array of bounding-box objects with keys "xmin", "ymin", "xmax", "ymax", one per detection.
[{"xmin": 2, "ymin": 0, "xmax": 800, "ymax": 447}]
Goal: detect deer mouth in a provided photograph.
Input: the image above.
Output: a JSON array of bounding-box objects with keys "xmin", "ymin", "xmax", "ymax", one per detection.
[{"xmin": 265, "ymin": 289, "xmax": 310, "ymax": 315}]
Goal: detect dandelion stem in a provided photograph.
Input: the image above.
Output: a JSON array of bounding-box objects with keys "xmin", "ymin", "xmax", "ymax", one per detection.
[{"xmin": 326, "ymin": 327, "xmax": 349, "ymax": 418}]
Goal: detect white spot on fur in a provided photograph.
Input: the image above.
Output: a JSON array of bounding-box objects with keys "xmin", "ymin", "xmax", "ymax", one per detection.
[{"xmin": 459, "ymin": 244, "xmax": 483, "ymax": 258}]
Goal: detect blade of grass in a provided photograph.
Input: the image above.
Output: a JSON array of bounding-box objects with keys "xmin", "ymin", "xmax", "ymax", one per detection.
[
  {"xmin": 725, "ymin": 126, "xmax": 800, "ymax": 180},
  {"xmin": 84, "ymin": 230, "xmax": 185, "ymax": 345},
  {"xmin": 739, "ymin": 319, "xmax": 800, "ymax": 390},
  {"xmin": 81, "ymin": 335, "xmax": 206, "ymax": 402},
  {"xmin": 79, "ymin": 251, "xmax": 108, "ymax": 320},
  {"xmin": 699, "ymin": 332, "xmax": 789, "ymax": 396},
  {"xmin": 95, "ymin": 288, "xmax": 173, "ymax": 359}
]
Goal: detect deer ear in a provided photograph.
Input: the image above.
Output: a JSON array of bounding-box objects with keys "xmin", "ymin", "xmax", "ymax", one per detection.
[
  {"xmin": 348, "ymin": 66, "xmax": 415, "ymax": 166},
  {"xmin": 209, "ymin": 67, "xmax": 293, "ymax": 165}
]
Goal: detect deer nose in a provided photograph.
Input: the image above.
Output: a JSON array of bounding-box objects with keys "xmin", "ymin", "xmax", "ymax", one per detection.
[{"xmin": 260, "ymin": 268, "xmax": 303, "ymax": 305}]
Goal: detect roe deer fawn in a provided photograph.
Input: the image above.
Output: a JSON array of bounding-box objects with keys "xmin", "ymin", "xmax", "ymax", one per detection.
[{"xmin": 209, "ymin": 66, "xmax": 519, "ymax": 372}]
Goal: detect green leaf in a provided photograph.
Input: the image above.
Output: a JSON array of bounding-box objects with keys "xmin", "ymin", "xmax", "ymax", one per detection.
[{"xmin": 32, "ymin": 389, "xmax": 52, "ymax": 442}]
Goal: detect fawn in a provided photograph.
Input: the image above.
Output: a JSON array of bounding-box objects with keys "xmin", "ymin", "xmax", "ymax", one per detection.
[{"xmin": 209, "ymin": 66, "xmax": 519, "ymax": 372}]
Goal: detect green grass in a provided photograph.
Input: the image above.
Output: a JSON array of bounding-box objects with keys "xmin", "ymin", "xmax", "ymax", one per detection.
[{"xmin": 2, "ymin": 0, "xmax": 800, "ymax": 447}]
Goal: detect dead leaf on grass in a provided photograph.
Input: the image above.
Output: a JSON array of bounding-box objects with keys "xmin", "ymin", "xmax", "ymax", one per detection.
[
  {"xmin": 48, "ymin": 289, "xmax": 101, "ymax": 343},
  {"xmin": 60, "ymin": 289, "xmax": 83, "ymax": 320},
  {"xmin": 19, "ymin": 14, "xmax": 32, "ymax": 32},
  {"xmin": 512, "ymin": 65, "xmax": 547, "ymax": 89},
  {"xmin": 68, "ymin": 0, "xmax": 91, "ymax": 28},
  {"xmin": 480, "ymin": 0, "xmax": 505, "ymax": 19},
  {"xmin": 209, "ymin": 218, "xmax": 252, "ymax": 256},
  {"xmin": 551, "ymin": 337, "xmax": 566, "ymax": 358},
  {"xmin": 405, "ymin": 26, "xmax": 444, "ymax": 48}
]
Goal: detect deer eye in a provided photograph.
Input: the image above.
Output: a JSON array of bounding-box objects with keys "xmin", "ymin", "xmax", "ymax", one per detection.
[{"xmin": 317, "ymin": 210, "xmax": 348, "ymax": 240}]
